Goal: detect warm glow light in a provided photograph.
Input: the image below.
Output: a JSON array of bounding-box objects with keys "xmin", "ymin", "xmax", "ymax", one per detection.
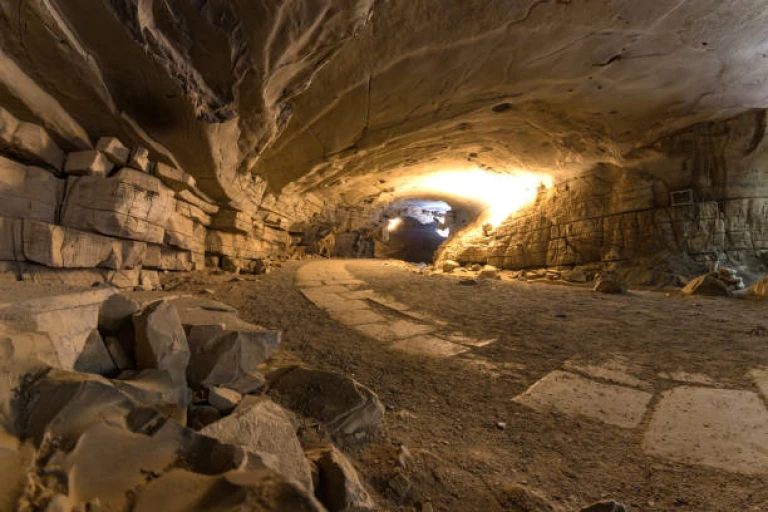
[
  {"xmin": 387, "ymin": 217, "xmax": 402, "ymax": 231},
  {"xmin": 398, "ymin": 168, "xmax": 551, "ymax": 228}
]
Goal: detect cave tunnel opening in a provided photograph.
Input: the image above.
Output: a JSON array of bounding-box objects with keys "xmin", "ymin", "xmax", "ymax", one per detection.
[{"xmin": 374, "ymin": 199, "xmax": 464, "ymax": 263}]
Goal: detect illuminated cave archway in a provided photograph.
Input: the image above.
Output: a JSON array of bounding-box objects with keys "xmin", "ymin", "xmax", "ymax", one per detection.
[{"xmin": 374, "ymin": 199, "xmax": 473, "ymax": 263}]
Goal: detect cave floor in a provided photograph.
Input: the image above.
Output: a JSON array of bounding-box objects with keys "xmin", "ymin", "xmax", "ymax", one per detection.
[{"xmin": 162, "ymin": 259, "xmax": 768, "ymax": 512}]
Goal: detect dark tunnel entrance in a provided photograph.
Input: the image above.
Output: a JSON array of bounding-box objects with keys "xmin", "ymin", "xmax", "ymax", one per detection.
[{"xmin": 373, "ymin": 199, "xmax": 458, "ymax": 263}]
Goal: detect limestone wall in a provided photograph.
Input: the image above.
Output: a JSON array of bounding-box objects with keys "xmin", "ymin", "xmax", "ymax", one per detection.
[
  {"xmin": 0, "ymin": 107, "xmax": 307, "ymax": 286},
  {"xmin": 440, "ymin": 110, "xmax": 768, "ymax": 274}
]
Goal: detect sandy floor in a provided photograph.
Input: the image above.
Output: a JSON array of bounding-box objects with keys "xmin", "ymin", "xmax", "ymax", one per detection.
[{"xmin": 162, "ymin": 259, "xmax": 768, "ymax": 512}]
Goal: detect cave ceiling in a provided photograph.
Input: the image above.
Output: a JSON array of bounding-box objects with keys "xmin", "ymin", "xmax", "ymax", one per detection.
[{"xmin": 2, "ymin": 0, "xmax": 768, "ymax": 210}]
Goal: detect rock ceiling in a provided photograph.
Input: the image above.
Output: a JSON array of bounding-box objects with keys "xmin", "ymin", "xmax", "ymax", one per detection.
[{"xmin": 2, "ymin": 0, "xmax": 768, "ymax": 211}]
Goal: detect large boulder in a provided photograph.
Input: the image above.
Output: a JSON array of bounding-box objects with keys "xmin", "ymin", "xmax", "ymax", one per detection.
[
  {"xmin": 0, "ymin": 287, "xmax": 115, "ymax": 370},
  {"xmin": 201, "ymin": 396, "xmax": 314, "ymax": 492},
  {"xmin": 306, "ymin": 444, "xmax": 375, "ymax": 512},
  {"xmin": 269, "ymin": 367, "xmax": 384, "ymax": 437},
  {"xmin": 132, "ymin": 300, "xmax": 190, "ymax": 383},
  {"xmin": 681, "ymin": 273, "xmax": 732, "ymax": 297},
  {"xmin": 169, "ymin": 297, "xmax": 281, "ymax": 387}
]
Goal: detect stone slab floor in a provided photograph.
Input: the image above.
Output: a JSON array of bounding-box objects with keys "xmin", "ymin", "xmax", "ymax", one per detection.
[{"xmin": 162, "ymin": 259, "xmax": 768, "ymax": 512}]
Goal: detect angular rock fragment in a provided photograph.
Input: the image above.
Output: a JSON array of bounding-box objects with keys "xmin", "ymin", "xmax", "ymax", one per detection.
[
  {"xmin": 479, "ymin": 264, "xmax": 499, "ymax": 279},
  {"xmin": 0, "ymin": 287, "xmax": 115, "ymax": 369},
  {"xmin": 132, "ymin": 299, "xmax": 190, "ymax": 383},
  {"xmin": 59, "ymin": 422, "xmax": 180, "ymax": 510},
  {"xmin": 95, "ymin": 136, "xmax": 130, "ymax": 165},
  {"xmin": 207, "ymin": 386, "xmax": 242, "ymax": 413},
  {"xmin": 221, "ymin": 371, "xmax": 266, "ymax": 395},
  {"xmin": 64, "ymin": 150, "xmax": 114, "ymax": 176},
  {"xmin": 0, "ymin": 107, "xmax": 64, "ymax": 171},
  {"xmin": 133, "ymin": 468, "xmax": 325, "ymax": 512},
  {"xmin": 128, "ymin": 146, "xmax": 151, "ymax": 172},
  {"xmin": 22, "ymin": 369, "xmax": 137, "ymax": 447},
  {"xmin": 99, "ymin": 293, "xmax": 140, "ymax": 333},
  {"xmin": 594, "ymin": 275, "xmax": 627, "ymax": 294},
  {"xmin": 306, "ymin": 444, "xmax": 375, "ymax": 511},
  {"xmin": 580, "ymin": 501, "xmax": 627, "ymax": 512},
  {"xmin": 112, "ymin": 369, "xmax": 189, "ymax": 423},
  {"xmin": 0, "ymin": 155, "xmax": 64, "ymax": 223},
  {"xmin": 201, "ymin": 396, "xmax": 314, "ymax": 491},
  {"xmin": 104, "ymin": 336, "xmax": 133, "ymax": 371},
  {"xmin": 170, "ymin": 296, "xmax": 280, "ymax": 387},
  {"xmin": 154, "ymin": 162, "xmax": 196, "ymax": 191},
  {"xmin": 269, "ymin": 367, "xmax": 384, "ymax": 437},
  {"xmin": 442, "ymin": 260, "xmax": 459, "ymax": 272},
  {"xmin": 73, "ymin": 330, "xmax": 117, "ymax": 376}
]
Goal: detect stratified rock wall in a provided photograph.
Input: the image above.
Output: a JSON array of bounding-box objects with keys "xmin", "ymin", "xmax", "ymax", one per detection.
[{"xmin": 441, "ymin": 110, "xmax": 768, "ymax": 272}]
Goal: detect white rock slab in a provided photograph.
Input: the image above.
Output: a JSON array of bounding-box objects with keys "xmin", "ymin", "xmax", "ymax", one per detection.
[
  {"xmin": 564, "ymin": 357, "xmax": 652, "ymax": 390},
  {"xmin": 514, "ymin": 370, "xmax": 652, "ymax": 429},
  {"xmin": 643, "ymin": 386, "xmax": 768, "ymax": 474},
  {"xmin": 390, "ymin": 335, "xmax": 468, "ymax": 358}
]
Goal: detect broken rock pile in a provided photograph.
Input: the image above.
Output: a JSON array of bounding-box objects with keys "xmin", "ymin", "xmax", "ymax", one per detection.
[{"xmin": 0, "ymin": 289, "xmax": 381, "ymax": 511}]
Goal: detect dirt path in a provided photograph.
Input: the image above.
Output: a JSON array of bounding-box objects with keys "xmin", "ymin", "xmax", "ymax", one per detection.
[{"xmin": 162, "ymin": 259, "xmax": 768, "ymax": 512}]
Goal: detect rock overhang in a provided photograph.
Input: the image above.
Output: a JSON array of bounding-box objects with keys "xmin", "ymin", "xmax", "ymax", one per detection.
[{"xmin": 1, "ymin": 0, "xmax": 768, "ymax": 214}]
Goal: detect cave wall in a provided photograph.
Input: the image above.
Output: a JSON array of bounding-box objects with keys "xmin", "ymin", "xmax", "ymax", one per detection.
[
  {"xmin": 440, "ymin": 110, "xmax": 768, "ymax": 274},
  {"xmin": 0, "ymin": 107, "xmax": 315, "ymax": 285}
]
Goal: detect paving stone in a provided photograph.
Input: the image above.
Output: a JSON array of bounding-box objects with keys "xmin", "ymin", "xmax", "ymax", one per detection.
[
  {"xmin": 389, "ymin": 335, "xmax": 469, "ymax": 358},
  {"xmin": 95, "ymin": 137, "xmax": 130, "ymax": 165},
  {"xmin": 658, "ymin": 370, "xmax": 719, "ymax": 386},
  {"xmin": 319, "ymin": 298, "xmax": 371, "ymax": 313},
  {"xmin": 514, "ymin": 371, "xmax": 652, "ymax": 429},
  {"xmin": 64, "ymin": 150, "xmax": 114, "ymax": 176},
  {"xmin": 564, "ymin": 357, "xmax": 653, "ymax": 390},
  {"xmin": 329, "ymin": 309, "xmax": 387, "ymax": 326},
  {"xmin": 441, "ymin": 332, "xmax": 497, "ymax": 347},
  {"xmin": 643, "ymin": 386, "xmax": 768, "ymax": 474}
]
